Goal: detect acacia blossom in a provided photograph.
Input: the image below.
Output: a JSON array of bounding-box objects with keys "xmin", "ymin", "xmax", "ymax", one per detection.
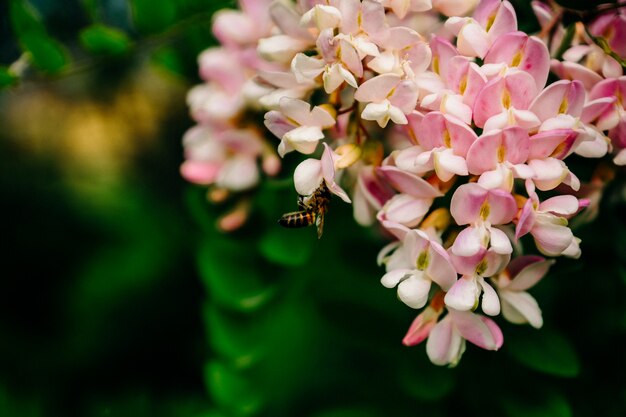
[{"xmin": 183, "ymin": 0, "xmax": 626, "ymax": 366}]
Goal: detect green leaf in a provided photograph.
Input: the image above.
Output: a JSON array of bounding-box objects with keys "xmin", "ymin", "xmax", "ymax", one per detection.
[
  {"xmin": 398, "ymin": 362, "xmax": 456, "ymax": 401},
  {"xmin": 205, "ymin": 360, "xmax": 264, "ymax": 416},
  {"xmin": 0, "ymin": 67, "xmax": 19, "ymax": 88},
  {"xmin": 198, "ymin": 236, "xmax": 277, "ymax": 312},
  {"xmin": 204, "ymin": 304, "xmax": 264, "ymax": 368},
  {"xmin": 152, "ymin": 47, "xmax": 186, "ymax": 77},
  {"xmin": 506, "ymin": 328, "xmax": 580, "ymax": 377},
  {"xmin": 312, "ymin": 407, "xmax": 385, "ymax": 417},
  {"xmin": 131, "ymin": 0, "xmax": 177, "ymax": 34},
  {"xmin": 80, "ymin": 0, "xmax": 99, "ymax": 21},
  {"xmin": 501, "ymin": 390, "xmax": 572, "ymax": 417},
  {"xmin": 20, "ymin": 31, "xmax": 68, "ymax": 73},
  {"xmin": 79, "ymin": 24, "xmax": 131, "ymax": 55},
  {"xmin": 9, "ymin": 0, "xmax": 45, "ymax": 36},
  {"xmin": 258, "ymin": 225, "xmax": 315, "ymax": 267}
]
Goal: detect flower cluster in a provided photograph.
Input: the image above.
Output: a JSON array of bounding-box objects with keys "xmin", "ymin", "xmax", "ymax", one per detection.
[{"xmin": 183, "ymin": 0, "xmax": 626, "ymax": 365}]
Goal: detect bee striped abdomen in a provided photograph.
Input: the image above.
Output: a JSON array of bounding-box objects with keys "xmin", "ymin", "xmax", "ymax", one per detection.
[{"xmin": 278, "ymin": 210, "xmax": 316, "ymax": 228}]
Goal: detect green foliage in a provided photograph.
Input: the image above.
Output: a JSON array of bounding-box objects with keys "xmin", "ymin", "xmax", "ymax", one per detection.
[
  {"xmin": 9, "ymin": 0, "xmax": 45, "ymax": 35},
  {"xmin": 205, "ymin": 360, "xmax": 264, "ymax": 417},
  {"xmin": 19, "ymin": 31, "xmax": 68, "ymax": 73},
  {"xmin": 79, "ymin": 24, "xmax": 131, "ymax": 55},
  {"xmin": 198, "ymin": 235, "xmax": 277, "ymax": 312},
  {"xmin": 152, "ymin": 47, "xmax": 187, "ymax": 77},
  {"xmin": 204, "ymin": 304, "xmax": 264, "ymax": 369},
  {"xmin": 10, "ymin": 0, "xmax": 69, "ymax": 73},
  {"xmin": 0, "ymin": 67, "xmax": 19, "ymax": 88},
  {"xmin": 397, "ymin": 355, "xmax": 456, "ymax": 402},
  {"xmin": 131, "ymin": 0, "xmax": 178, "ymax": 34},
  {"xmin": 258, "ymin": 226, "xmax": 315, "ymax": 267},
  {"xmin": 80, "ymin": 0, "xmax": 99, "ymax": 21},
  {"xmin": 500, "ymin": 389, "xmax": 572, "ymax": 417},
  {"xmin": 506, "ymin": 328, "xmax": 580, "ymax": 377}
]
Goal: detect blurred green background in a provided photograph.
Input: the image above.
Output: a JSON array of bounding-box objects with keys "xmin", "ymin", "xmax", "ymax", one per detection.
[{"xmin": 1, "ymin": 1, "xmax": 626, "ymax": 417}]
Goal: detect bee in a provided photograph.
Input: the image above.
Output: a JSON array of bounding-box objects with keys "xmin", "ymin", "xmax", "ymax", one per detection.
[{"xmin": 278, "ymin": 183, "xmax": 331, "ymax": 238}]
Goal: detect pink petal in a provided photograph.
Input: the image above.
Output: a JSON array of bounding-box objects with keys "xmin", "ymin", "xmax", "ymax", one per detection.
[
  {"xmin": 457, "ymin": 21, "xmax": 490, "ymax": 58},
  {"xmin": 505, "ymin": 255, "xmax": 544, "ymax": 281},
  {"xmin": 529, "ymin": 129, "xmax": 576, "ymax": 160},
  {"xmin": 473, "ymin": 71, "xmax": 537, "ymax": 128},
  {"xmin": 530, "ymin": 80, "xmax": 585, "ymax": 121},
  {"xmin": 450, "ymin": 309, "xmax": 504, "ymax": 350},
  {"xmin": 450, "ymin": 183, "xmax": 488, "ymax": 225},
  {"xmin": 354, "ymin": 74, "xmax": 400, "ymax": 103},
  {"xmin": 451, "ymin": 226, "xmax": 485, "ymax": 257},
  {"xmin": 377, "ymin": 166, "xmax": 442, "ymax": 198},
  {"xmin": 403, "ymin": 308, "xmax": 439, "ymax": 346},
  {"xmin": 507, "ymin": 258, "xmax": 553, "ymax": 291},
  {"xmin": 430, "ymin": 36, "xmax": 458, "ymax": 79},
  {"xmin": 390, "ymin": 80, "xmax": 420, "ymax": 114},
  {"xmin": 434, "ymin": 149, "xmax": 469, "ymax": 180},
  {"xmin": 532, "ymin": 217, "xmax": 574, "ymax": 257},
  {"xmin": 280, "ymin": 97, "xmax": 315, "ymax": 125},
  {"xmin": 539, "ymin": 195, "xmax": 579, "ymax": 216},
  {"xmin": 427, "ymin": 243, "xmax": 458, "ymax": 291},
  {"xmin": 484, "ymin": 32, "xmax": 550, "ymax": 90},
  {"xmin": 486, "ymin": 188, "xmax": 518, "ymax": 225},
  {"xmin": 379, "ymin": 194, "xmax": 432, "ymax": 227},
  {"xmin": 180, "ymin": 161, "xmax": 220, "ymax": 185},
  {"xmin": 426, "ymin": 315, "xmax": 465, "ymax": 366}
]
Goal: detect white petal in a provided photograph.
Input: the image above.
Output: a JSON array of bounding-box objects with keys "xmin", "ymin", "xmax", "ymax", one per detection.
[
  {"xmin": 381, "ymin": 268, "xmax": 413, "ymax": 288},
  {"xmin": 500, "ymin": 290, "xmax": 543, "ymax": 328},
  {"xmin": 293, "ymin": 159, "xmax": 322, "ymax": 196},
  {"xmin": 444, "ymin": 276, "xmax": 479, "ymax": 311},
  {"xmin": 489, "ymin": 226, "xmax": 513, "ymax": 255},
  {"xmin": 478, "ymin": 277, "xmax": 501, "ymax": 316},
  {"xmin": 398, "ymin": 272, "xmax": 432, "ymax": 309}
]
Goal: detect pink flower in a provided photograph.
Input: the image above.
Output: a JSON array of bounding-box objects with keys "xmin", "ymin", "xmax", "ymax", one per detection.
[
  {"xmin": 264, "ymin": 97, "xmax": 336, "ymax": 157},
  {"xmin": 293, "ymin": 143, "xmax": 352, "ymax": 203},
  {"xmin": 379, "ymin": 0, "xmax": 433, "ymax": 19},
  {"xmin": 376, "ymin": 165, "xmax": 442, "ymax": 227},
  {"xmin": 445, "ymin": 0, "xmax": 517, "ymax": 59},
  {"xmin": 445, "ymin": 249, "xmax": 509, "ymax": 315},
  {"xmin": 494, "ymin": 256, "xmax": 554, "ymax": 328},
  {"xmin": 180, "ymin": 126, "xmax": 265, "ymax": 191},
  {"xmin": 354, "ymin": 74, "xmax": 419, "ymax": 127},
  {"xmin": 395, "ymin": 111, "xmax": 477, "ymax": 181},
  {"xmin": 425, "ymin": 308, "xmax": 503, "ymax": 366},
  {"xmin": 516, "ymin": 181, "xmax": 586, "ymax": 258},
  {"xmin": 483, "ymin": 31, "xmax": 550, "ymax": 90},
  {"xmin": 381, "ymin": 229, "xmax": 457, "ymax": 309},
  {"xmin": 352, "ymin": 165, "xmax": 396, "ymax": 226},
  {"xmin": 466, "ymin": 126, "xmax": 534, "ymax": 191},
  {"xmin": 450, "ymin": 183, "xmax": 517, "ymax": 256}
]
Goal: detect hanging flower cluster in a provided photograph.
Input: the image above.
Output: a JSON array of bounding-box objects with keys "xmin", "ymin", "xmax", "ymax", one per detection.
[{"xmin": 183, "ymin": 0, "xmax": 626, "ymax": 366}]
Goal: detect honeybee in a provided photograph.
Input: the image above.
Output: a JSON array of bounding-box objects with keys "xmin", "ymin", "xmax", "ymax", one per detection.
[{"xmin": 278, "ymin": 183, "xmax": 331, "ymax": 238}]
